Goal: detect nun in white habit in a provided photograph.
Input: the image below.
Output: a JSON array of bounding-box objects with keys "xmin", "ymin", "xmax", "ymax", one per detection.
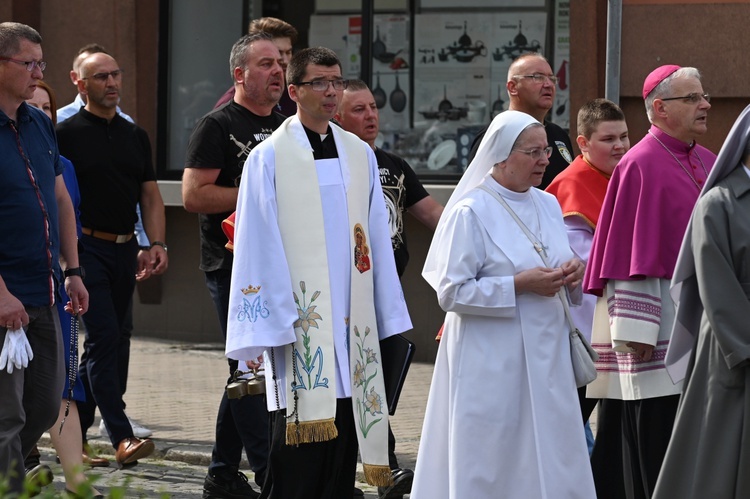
[{"xmin": 412, "ymin": 111, "xmax": 595, "ymax": 499}]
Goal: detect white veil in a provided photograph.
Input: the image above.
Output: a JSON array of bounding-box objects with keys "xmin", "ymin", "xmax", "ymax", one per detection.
[
  {"xmin": 665, "ymin": 104, "xmax": 750, "ymax": 383},
  {"xmin": 422, "ymin": 110, "xmax": 540, "ymax": 289}
]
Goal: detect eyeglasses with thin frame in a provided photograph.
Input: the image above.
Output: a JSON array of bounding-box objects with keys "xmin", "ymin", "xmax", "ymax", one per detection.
[
  {"xmin": 80, "ymin": 69, "xmax": 124, "ymax": 82},
  {"xmin": 514, "ymin": 73, "xmax": 558, "ymax": 85},
  {"xmin": 293, "ymin": 79, "xmax": 349, "ymax": 92},
  {"xmin": 660, "ymin": 92, "xmax": 710, "ymax": 104},
  {"xmin": 0, "ymin": 57, "xmax": 46, "ymax": 72},
  {"xmin": 513, "ymin": 146, "xmax": 554, "ymax": 161}
]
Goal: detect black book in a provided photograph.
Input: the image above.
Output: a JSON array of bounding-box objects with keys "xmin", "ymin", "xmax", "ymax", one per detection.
[{"xmin": 379, "ymin": 334, "xmax": 416, "ymax": 416}]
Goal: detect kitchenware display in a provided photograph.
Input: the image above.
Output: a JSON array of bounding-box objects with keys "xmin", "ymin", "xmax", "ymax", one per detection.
[
  {"xmin": 390, "ymin": 72, "xmax": 407, "ymax": 113},
  {"xmin": 373, "ymin": 72, "xmax": 387, "ymax": 109},
  {"xmin": 436, "ymin": 21, "xmax": 487, "ymax": 63},
  {"xmin": 427, "ymin": 139, "xmax": 457, "ymax": 170},
  {"xmin": 372, "ymin": 26, "xmax": 386, "ymax": 60},
  {"xmin": 419, "ymin": 86, "xmax": 468, "ymax": 121},
  {"xmin": 492, "ymin": 20, "xmax": 542, "ymax": 61},
  {"xmin": 491, "ymin": 84, "xmax": 505, "ymax": 118}
]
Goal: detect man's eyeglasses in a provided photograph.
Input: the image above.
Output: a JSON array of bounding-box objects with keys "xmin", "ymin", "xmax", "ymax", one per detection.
[
  {"xmin": 294, "ymin": 79, "xmax": 348, "ymax": 92},
  {"xmin": 81, "ymin": 70, "xmax": 124, "ymax": 82},
  {"xmin": 0, "ymin": 57, "xmax": 46, "ymax": 72},
  {"xmin": 514, "ymin": 74, "xmax": 558, "ymax": 85},
  {"xmin": 660, "ymin": 93, "xmax": 710, "ymax": 104},
  {"xmin": 513, "ymin": 146, "xmax": 553, "ymax": 161}
]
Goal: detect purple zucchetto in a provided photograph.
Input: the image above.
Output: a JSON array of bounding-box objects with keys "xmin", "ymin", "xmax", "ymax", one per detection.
[{"xmin": 642, "ymin": 64, "xmax": 681, "ymax": 100}]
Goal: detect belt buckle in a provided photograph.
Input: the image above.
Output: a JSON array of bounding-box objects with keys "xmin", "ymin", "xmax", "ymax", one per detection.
[{"xmin": 115, "ymin": 234, "xmax": 130, "ymax": 243}]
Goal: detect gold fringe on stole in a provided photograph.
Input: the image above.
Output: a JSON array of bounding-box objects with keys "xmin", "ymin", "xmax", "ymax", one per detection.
[
  {"xmin": 285, "ymin": 418, "xmax": 338, "ymax": 445},
  {"xmin": 363, "ymin": 464, "xmax": 393, "ymax": 487}
]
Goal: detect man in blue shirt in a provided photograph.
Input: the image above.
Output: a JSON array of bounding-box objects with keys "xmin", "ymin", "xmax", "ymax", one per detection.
[{"xmin": 0, "ymin": 22, "xmax": 88, "ymax": 494}]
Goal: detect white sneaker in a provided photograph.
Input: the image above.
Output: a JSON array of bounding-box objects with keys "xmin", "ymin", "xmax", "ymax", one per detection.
[
  {"xmin": 128, "ymin": 416, "xmax": 153, "ymax": 438},
  {"xmin": 98, "ymin": 416, "xmax": 153, "ymax": 439},
  {"xmin": 99, "ymin": 419, "xmax": 109, "ymax": 438}
]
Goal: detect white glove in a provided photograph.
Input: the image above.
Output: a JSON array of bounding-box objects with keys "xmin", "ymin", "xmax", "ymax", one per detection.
[{"xmin": 0, "ymin": 328, "xmax": 33, "ymax": 374}]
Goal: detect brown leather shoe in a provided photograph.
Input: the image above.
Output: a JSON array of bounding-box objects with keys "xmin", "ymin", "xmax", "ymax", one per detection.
[
  {"xmin": 115, "ymin": 437, "xmax": 155, "ymax": 466},
  {"xmin": 82, "ymin": 449, "xmax": 110, "ymax": 468}
]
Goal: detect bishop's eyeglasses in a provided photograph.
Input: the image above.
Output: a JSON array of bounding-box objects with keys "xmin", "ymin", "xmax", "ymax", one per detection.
[{"xmin": 661, "ymin": 93, "xmax": 710, "ymax": 104}]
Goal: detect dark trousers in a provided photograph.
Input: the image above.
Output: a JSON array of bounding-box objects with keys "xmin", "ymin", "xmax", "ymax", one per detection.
[
  {"xmin": 205, "ymin": 269, "xmax": 269, "ymax": 485},
  {"xmin": 77, "ymin": 236, "xmax": 138, "ymax": 448},
  {"xmin": 577, "ymin": 386, "xmax": 598, "ymax": 424},
  {"xmin": 260, "ymin": 399, "xmax": 359, "ymax": 499},
  {"xmin": 591, "ymin": 398, "xmax": 627, "ymax": 499},
  {"xmin": 621, "ymin": 395, "xmax": 679, "ymax": 499},
  {"xmin": 0, "ymin": 306, "xmax": 63, "ymax": 493}
]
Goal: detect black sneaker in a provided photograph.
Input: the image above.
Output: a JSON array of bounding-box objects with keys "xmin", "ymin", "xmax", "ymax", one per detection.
[
  {"xmin": 202, "ymin": 472, "xmax": 260, "ymax": 499},
  {"xmin": 377, "ymin": 468, "xmax": 414, "ymax": 499}
]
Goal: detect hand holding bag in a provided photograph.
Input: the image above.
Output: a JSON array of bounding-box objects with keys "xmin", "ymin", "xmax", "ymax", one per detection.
[{"xmin": 477, "ymin": 184, "xmax": 598, "ymax": 387}]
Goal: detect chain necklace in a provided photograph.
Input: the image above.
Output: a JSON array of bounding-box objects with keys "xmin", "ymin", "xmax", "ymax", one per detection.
[
  {"xmin": 59, "ymin": 313, "xmax": 79, "ymax": 435},
  {"xmin": 648, "ymin": 131, "xmax": 708, "ymax": 191},
  {"xmin": 270, "ymin": 346, "xmax": 300, "ymax": 445}
]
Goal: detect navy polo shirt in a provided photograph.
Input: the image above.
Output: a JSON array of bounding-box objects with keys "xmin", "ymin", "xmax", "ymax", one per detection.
[{"xmin": 0, "ymin": 103, "xmax": 63, "ymax": 307}]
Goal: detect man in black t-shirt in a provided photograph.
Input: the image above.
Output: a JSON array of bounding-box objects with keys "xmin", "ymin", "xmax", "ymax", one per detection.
[
  {"xmin": 182, "ymin": 33, "xmax": 285, "ymax": 499},
  {"xmin": 468, "ymin": 53, "xmax": 573, "ymax": 189},
  {"xmin": 56, "ymin": 52, "xmax": 167, "ymax": 467},
  {"xmin": 335, "ymin": 80, "xmax": 443, "ymax": 499}
]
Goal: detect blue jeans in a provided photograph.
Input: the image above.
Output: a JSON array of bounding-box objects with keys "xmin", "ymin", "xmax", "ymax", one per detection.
[
  {"xmin": 0, "ymin": 306, "xmax": 63, "ymax": 493},
  {"xmin": 205, "ymin": 269, "xmax": 269, "ymax": 486}
]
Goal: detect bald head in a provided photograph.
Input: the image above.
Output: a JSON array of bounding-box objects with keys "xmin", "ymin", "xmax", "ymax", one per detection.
[
  {"xmin": 77, "ymin": 52, "xmax": 122, "ymax": 119},
  {"xmin": 506, "ymin": 53, "xmax": 556, "ymax": 122}
]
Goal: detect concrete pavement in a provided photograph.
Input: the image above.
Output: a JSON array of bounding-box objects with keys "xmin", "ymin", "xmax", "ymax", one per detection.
[{"xmin": 36, "ymin": 337, "xmax": 434, "ymax": 498}]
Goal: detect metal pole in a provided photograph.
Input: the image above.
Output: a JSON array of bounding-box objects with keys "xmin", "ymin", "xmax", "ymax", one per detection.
[
  {"xmin": 605, "ymin": 0, "xmax": 622, "ymax": 104},
  {"xmin": 361, "ymin": 0, "xmax": 373, "ymax": 85}
]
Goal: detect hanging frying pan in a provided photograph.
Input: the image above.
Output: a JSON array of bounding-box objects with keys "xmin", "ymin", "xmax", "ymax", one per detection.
[
  {"xmin": 438, "ymin": 85, "xmax": 452, "ymax": 113},
  {"xmin": 390, "ymin": 72, "xmax": 407, "ymax": 113},
  {"xmin": 373, "ymin": 72, "xmax": 387, "ymax": 109},
  {"xmin": 491, "ymin": 84, "xmax": 505, "ymax": 116},
  {"xmin": 375, "ymin": 48, "xmax": 402, "ymax": 65},
  {"xmin": 373, "ymin": 26, "xmax": 386, "ymax": 60}
]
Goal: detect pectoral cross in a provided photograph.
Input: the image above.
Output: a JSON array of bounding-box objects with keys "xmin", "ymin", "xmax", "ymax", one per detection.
[{"xmin": 534, "ymin": 242, "xmax": 548, "ymax": 258}]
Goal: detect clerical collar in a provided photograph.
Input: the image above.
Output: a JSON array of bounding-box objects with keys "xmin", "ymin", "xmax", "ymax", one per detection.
[{"xmin": 303, "ymin": 123, "xmax": 339, "ymax": 159}]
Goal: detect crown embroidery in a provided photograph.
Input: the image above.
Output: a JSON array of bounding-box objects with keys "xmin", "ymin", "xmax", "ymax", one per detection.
[{"xmin": 241, "ymin": 284, "xmax": 261, "ymax": 295}]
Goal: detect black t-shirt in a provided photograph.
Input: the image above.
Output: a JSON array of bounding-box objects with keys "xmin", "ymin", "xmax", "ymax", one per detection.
[
  {"xmin": 467, "ymin": 118, "xmax": 574, "ymax": 189},
  {"xmin": 184, "ymin": 101, "xmax": 285, "ymax": 272},
  {"xmin": 374, "ymin": 148, "xmax": 429, "ymax": 277},
  {"xmin": 56, "ymin": 108, "xmax": 156, "ymax": 234}
]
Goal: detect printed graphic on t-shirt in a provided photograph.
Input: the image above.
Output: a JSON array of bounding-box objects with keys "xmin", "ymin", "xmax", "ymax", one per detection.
[
  {"xmin": 229, "ymin": 127, "xmax": 276, "ymax": 167},
  {"xmin": 380, "ymin": 167, "xmax": 406, "ymax": 250}
]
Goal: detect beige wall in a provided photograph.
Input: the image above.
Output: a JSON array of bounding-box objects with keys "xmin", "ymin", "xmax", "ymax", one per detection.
[{"xmin": 571, "ymin": 0, "xmax": 749, "ymax": 155}]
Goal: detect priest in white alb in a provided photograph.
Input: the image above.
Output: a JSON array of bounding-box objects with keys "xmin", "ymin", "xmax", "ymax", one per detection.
[{"xmin": 225, "ymin": 47, "xmax": 411, "ymax": 499}]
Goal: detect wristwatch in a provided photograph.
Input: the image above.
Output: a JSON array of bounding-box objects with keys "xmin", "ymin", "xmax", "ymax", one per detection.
[
  {"xmin": 150, "ymin": 241, "xmax": 168, "ymax": 253},
  {"xmin": 64, "ymin": 266, "xmax": 86, "ymax": 280}
]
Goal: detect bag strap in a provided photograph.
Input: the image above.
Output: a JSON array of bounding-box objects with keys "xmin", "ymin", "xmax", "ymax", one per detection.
[{"xmin": 477, "ymin": 184, "xmax": 577, "ymax": 333}]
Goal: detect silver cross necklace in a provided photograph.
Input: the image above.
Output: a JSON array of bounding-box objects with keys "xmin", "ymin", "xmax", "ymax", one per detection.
[{"xmin": 648, "ymin": 131, "xmax": 708, "ymax": 191}]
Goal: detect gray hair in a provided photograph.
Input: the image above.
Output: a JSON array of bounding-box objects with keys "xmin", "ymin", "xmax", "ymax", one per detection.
[
  {"xmin": 0, "ymin": 22, "xmax": 42, "ymax": 58},
  {"xmin": 645, "ymin": 67, "xmax": 702, "ymax": 121},
  {"xmin": 229, "ymin": 31, "xmax": 274, "ymax": 80}
]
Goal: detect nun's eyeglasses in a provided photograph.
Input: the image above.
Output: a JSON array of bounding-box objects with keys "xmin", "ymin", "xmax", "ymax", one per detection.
[{"xmin": 512, "ymin": 146, "xmax": 553, "ymax": 160}]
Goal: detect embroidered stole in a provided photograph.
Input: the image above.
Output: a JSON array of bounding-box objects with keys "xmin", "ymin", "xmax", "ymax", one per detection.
[{"xmin": 273, "ymin": 120, "xmax": 391, "ymax": 486}]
